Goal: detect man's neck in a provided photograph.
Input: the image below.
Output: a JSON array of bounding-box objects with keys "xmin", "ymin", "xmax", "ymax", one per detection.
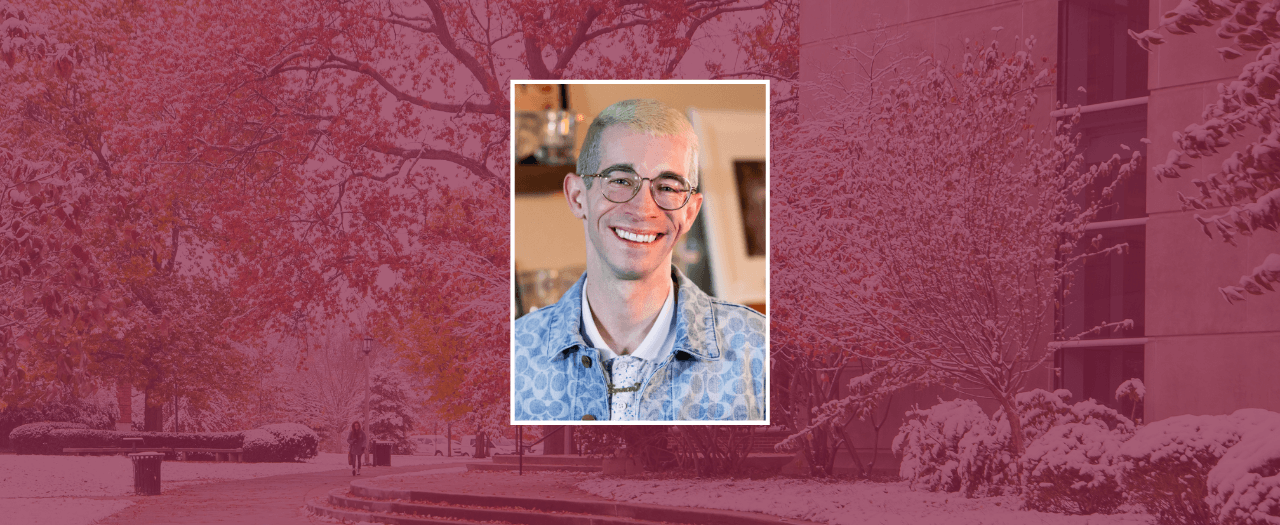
[{"xmin": 584, "ymin": 269, "xmax": 671, "ymax": 355}]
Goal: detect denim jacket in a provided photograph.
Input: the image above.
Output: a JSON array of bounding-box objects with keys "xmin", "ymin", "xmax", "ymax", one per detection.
[{"xmin": 512, "ymin": 267, "xmax": 766, "ymax": 421}]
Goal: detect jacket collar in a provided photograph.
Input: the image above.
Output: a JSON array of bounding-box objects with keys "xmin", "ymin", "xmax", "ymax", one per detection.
[{"xmin": 546, "ymin": 266, "xmax": 720, "ymax": 362}]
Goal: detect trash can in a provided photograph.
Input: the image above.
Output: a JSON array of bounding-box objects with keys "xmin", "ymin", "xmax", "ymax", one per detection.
[
  {"xmin": 129, "ymin": 452, "xmax": 164, "ymax": 495},
  {"xmin": 372, "ymin": 440, "xmax": 392, "ymax": 467}
]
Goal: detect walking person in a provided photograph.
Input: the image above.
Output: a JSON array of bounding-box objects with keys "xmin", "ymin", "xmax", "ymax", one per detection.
[{"xmin": 347, "ymin": 421, "xmax": 366, "ymax": 476}]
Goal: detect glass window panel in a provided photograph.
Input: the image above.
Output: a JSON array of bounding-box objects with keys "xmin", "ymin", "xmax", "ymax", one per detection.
[
  {"xmin": 1056, "ymin": 345, "xmax": 1144, "ymax": 422},
  {"xmin": 1059, "ymin": 0, "xmax": 1150, "ymax": 106},
  {"xmin": 1060, "ymin": 225, "xmax": 1145, "ymax": 340}
]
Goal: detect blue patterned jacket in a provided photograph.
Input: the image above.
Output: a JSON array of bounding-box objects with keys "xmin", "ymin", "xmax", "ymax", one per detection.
[{"xmin": 512, "ymin": 267, "xmax": 767, "ymax": 422}]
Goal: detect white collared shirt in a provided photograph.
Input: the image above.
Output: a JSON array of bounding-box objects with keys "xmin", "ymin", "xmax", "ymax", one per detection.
[
  {"xmin": 581, "ymin": 278, "xmax": 676, "ymax": 362},
  {"xmin": 581, "ymin": 278, "xmax": 678, "ymax": 420}
]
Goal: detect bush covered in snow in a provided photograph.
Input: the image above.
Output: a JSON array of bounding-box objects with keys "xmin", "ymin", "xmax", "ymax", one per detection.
[
  {"xmin": 10, "ymin": 421, "xmax": 317, "ymax": 462},
  {"xmin": 893, "ymin": 399, "xmax": 992, "ymax": 493},
  {"xmin": 9, "ymin": 424, "xmax": 242, "ymax": 455},
  {"xmin": 8, "ymin": 422, "xmax": 91, "ymax": 454},
  {"xmin": 1204, "ymin": 409, "xmax": 1280, "ymax": 525},
  {"xmin": 241, "ymin": 423, "xmax": 318, "ymax": 463},
  {"xmin": 894, "ymin": 390, "xmax": 1134, "ymax": 498},
  {"xmin": 1021, "ymin": 422, "xmax": 1127, "ymax": 515},
  {"xmin": 1119, "ymin": 412, "xmax": 1245, "ymax": 525},
  {"xmin": 0, "ymin": 402, "xmax": 115, "ymax": 448}
]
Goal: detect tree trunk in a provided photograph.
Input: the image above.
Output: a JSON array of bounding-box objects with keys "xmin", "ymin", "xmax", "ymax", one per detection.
[
  {"xmin": 475, "ymin": 429, "xmax": 487, "ymax": 459},
  {"xmin": 998, "ymin": 394, "xmax": 1025, "ymax": 489},
  {"xmin": 143, "ymin": 389, "xmax": 164, "ymax": 432}
]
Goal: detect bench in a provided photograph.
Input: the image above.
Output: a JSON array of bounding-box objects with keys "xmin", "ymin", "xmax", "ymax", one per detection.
[
  {"xmin": 172, "ymin": 448, "xmax": 243, "ymax": 463},
  {"xmin": 63, "ymin": 447, "xmax": 244, "ymax": 462},
  {"xmin": 63, "ymin": 447, "xmax": 172, "ymax": 456}
]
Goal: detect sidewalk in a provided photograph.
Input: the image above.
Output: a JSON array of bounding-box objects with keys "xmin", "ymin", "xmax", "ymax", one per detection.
[
  {"xmin": 364, "ymin": 467, "xmax": 616, "ymax": 501},
  {"xmin": 95, "ymin": 461, "xmax": 470, "ymax": 525}
]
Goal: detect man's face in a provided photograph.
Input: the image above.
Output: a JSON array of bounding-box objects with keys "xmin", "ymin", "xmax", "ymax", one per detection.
[{"xmin": 567, "ymin": 126, "xmax": 703, "ymax": 283}]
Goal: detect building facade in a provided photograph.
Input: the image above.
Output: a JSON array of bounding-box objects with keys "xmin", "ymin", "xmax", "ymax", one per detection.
[{"xmin": 801, "ymin": 0, "xmax": 1280, "ymax": 472}]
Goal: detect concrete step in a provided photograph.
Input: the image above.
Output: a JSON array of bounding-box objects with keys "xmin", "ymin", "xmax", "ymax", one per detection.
[
  {"xmin": 307, "ymin": 499, "xmax": 503, "ymax": 525},
  {"xmin": 490, "ymin": 454, "xmax": 603, "ymax": 466},
  {"xmin": 340, "ymin": 480, "xmax": 817, "ymax": 525},
  {"xmin": 316, "ymin": 489, "xmax": 658, "ymax": 525},
  {"xmin": 466, "ymin": 462, "xmax": 601, "ymax": 473}
]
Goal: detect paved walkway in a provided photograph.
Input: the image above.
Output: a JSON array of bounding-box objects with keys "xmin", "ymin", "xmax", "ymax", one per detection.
[
  {"xmin": 96, "ymin": 461, "xmax": 471, "ymax": 525},
  {"xmin": 364, "ymin": 468, "xmax": 615, "ymax": 501}
]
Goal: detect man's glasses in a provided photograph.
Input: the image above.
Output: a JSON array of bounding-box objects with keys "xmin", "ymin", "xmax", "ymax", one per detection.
[{"xmin": 582, "ymin": 171, "xmax": 697, "ymax": 211}]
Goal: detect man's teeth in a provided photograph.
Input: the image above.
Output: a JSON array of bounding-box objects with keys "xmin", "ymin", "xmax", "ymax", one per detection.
[{"xmin": 615, "ymin": 228, "xmax": 657, "ymax": 243}]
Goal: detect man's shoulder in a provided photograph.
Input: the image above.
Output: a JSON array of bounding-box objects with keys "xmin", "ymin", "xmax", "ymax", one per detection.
[
  {"xmin": 513, "ymin": 301, "xmax": 573, "ymax": 360},
  {"xmin": 709, "ymin": 299, "xmax": 766, "ymax": 353}
]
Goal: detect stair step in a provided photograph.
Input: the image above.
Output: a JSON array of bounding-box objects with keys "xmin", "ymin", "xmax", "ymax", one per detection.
[
  {"xmin": 325, "ymin": 490, "xmax": 661, "ymax": 525},
  {"xmin": 467, "ymin": 462, "xmax": 602, "ymax": 473},
  {"xmin": 308, "ymin": 500, "xmax": 506, "ymax": 525},
  {"xmin": 346, "ymin": 481, "xmax": 813, "ymax": 525},
  {"xmin": 490, "ymin": 455, "xmax": 603, "ymax": 466}
]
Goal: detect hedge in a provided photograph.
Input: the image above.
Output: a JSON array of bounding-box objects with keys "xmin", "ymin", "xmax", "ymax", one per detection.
[{"xmin": 8, "ymin": 422, "xmax": 318, "ymax": 462}]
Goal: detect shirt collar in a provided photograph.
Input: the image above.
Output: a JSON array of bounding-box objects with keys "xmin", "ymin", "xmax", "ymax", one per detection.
[
  {"xmin": 546, "ymin": 266, "xmax": 720, "ymax": 362},
  {"xmin": 581, "ymin": 277, "xmax": 675, "ymax": 362}
]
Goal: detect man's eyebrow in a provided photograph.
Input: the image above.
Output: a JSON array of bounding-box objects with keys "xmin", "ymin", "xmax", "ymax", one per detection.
[
  {"xmin": 600, "ymin": 164, "xmax": 687, "ymax": 179},
  {"xmin": 599, "ymin": 164, "xmax": 636, "ymax": 174}
]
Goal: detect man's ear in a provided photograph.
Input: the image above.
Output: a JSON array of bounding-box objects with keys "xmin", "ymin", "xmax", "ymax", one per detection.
[
  {"xmin": 682, "ymin": 191, "xmax": 704, "ymax": 224},
  {"xmin": 564, "ymin": 173, "xmax": 587, "ymax": 219}
]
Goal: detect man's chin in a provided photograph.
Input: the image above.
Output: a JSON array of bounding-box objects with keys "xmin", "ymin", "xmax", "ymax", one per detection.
[{"xmin": 602, "ymin": 260, "xmax": 669, "ymax": 282}]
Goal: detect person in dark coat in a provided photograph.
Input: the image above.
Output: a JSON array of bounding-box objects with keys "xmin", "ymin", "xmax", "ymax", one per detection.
[{"xmin": 347, "ymin": 421, "xmax": 366, "ymax": 475}]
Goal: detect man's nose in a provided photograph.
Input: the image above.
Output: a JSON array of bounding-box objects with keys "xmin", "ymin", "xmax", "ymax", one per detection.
[{"xmin": 626, "ymin": 179, "xmax": 662, "ymax": 213}]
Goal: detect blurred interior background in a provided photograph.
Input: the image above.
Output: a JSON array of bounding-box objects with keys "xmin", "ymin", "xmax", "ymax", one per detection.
[{"xmin": 512, "ymin": 82, "xmax": 768, "ymax": 317}]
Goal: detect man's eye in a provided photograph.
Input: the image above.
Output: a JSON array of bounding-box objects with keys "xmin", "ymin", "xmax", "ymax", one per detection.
[
  {"xmin": 656, "ymin": 178, "xmax": 687, "ymax": 192},
  {"xmin": 607, "ymin": 177, "xmax": 634, "ymax": 186}
]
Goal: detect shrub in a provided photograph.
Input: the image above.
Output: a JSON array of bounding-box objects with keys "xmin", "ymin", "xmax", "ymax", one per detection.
[
  {"xmin": 1205, "ymin": 409, "xmax": 1280, "ymax": 525},
  {"xmin": 1119, "ymin": 413, "xmax": 1243, "ymax": 525},
  {"xmin": 0, "ymin": 402, "xmax": 115, "ymax": 448},
  {"xmin": 11, "ymin": 420, "xmax": 318, "ymax": 462},
  {"xmin": 9, "ymin": 425, "xmax": 242, "ymax": 455},
  {"xmin": 8, "ymin": 422, "xmax": 90, "ymax": 454},
  {"xmin": 241, "ymin": 423, "xmax": 318, "ymax": 463},
  {"xmin": 892, "ymin": 399, "xmax": 991, "ymax": 493},
  {"xmin": 893, "ymin": 390, "xmax": 1135, "ymax": 498},
  {"xmin": 1022, "ymin": 423, "xmax": 1126, "ymax": 515}
]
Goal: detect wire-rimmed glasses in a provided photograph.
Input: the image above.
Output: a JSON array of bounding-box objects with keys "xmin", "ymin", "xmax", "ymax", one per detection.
[{"xmin": 582, "ymin": 171, "xmax": 697, "ymax": 211}]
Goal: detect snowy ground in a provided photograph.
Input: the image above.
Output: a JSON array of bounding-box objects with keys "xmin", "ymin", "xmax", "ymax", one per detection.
[
  {"xmin": 578, "ymin": 477, "xmax": 1156, "ymax": 525},
  {"xmin": 0, "ymin": 452, "xmax": 468, "ymax": 525}
]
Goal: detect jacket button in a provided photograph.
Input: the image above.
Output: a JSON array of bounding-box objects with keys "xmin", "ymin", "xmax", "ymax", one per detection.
[
  {"xmin": 581, "ymin": 356, "xmax": 592, "ymax": 368},
  {"xmin": 581, "ymin": 414, "xmax": 596, "ymax": 421}
]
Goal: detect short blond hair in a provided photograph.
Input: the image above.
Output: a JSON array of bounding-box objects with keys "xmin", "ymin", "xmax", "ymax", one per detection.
[{"xmin": 577, "ymin": 99, "xmax": 700, "ymax": 188}]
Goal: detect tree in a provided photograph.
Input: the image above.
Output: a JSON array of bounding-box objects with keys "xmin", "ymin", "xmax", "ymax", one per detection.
[
  {"xmin": 3, "ymin": 0, "xmax": 796, "ymax": 437},
  {"xmin": 88, "ymin": 274, "xmax": 257, "ymax": 431},
  {"xmin": 774, "ymin": 35, "xmax": 1142, "ymax": 462},
  {"xmin": 1, "ymin": 2, "xmax": 116, "ymax": 407},
  {"xmin": 276, "ymin": 326, "xmax": 366, "ymax": 451},
  {"xmin": 1131, "ymin": 0, "xmax": 1280, "ymax": 303},
  {"xmin": 367, "ymin": 369, "xmax": 416, "ymax": 454}
]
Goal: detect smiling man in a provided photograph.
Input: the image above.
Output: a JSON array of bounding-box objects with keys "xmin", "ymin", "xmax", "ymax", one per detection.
[{"xmin": 512, "ymin": 99, "xmax": 767, "ymax": 422}]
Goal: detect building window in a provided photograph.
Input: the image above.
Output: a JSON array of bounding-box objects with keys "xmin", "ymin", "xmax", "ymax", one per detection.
[
  {"xmin": 1055, "ymin": 345, "xmax": 1144, "ymax": 421},
  {"xmin": 1058, "ymin": 0, "xmax": 1150, "ymax": 107},
  {"xmin": 1056, "ymin": 0, "xmax": 1148, "ymax": 419},
  {"xmin": 1061, "ymin": 224, "xmax": 1145, "ymax": 340}
]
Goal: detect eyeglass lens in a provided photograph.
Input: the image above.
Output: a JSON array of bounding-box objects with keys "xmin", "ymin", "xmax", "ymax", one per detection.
[{"xmin": 601, "ymin": 173, "xmax": 691, "ymax": 210}]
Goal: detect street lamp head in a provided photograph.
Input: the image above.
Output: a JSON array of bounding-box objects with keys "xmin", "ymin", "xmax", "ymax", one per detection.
[{"xmin": 362, "ymin": 335, "xmax": 374, "ymax": 356}]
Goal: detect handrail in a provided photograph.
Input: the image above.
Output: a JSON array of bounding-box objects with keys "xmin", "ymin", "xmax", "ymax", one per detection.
[{"xmin": 521, "ymin": 425, "xmax": 565, "ymax": 449}]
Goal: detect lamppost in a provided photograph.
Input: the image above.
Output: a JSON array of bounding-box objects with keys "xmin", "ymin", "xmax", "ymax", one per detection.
[{"xmin": 362, "ymin": 335, "xmax": 373, "ymax": 464}]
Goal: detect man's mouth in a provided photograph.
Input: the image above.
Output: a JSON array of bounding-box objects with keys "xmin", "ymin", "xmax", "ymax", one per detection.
[{"xmin": 613, "ymin": 227, "xmax": 661, "ymax": 244}]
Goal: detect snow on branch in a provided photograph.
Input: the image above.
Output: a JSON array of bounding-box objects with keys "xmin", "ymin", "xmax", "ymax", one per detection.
[
  {"xmin": 1136, "ymin": 0, "xmax": 1280, "ymax": 304},
  {"xmin": 776, "ymin": 33, "xmax": 1143, "ymax": 459}
]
